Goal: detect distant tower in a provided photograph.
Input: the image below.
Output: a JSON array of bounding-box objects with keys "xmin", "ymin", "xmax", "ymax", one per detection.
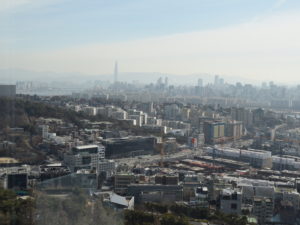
[
  {"xmin": 198, "ymin": 78, "xmax": 203, "ymax": 87},
  {"xmin": 164, "ymin": 77, "xmax": 169, "ymax": 87},
  {"xmin": 157, "ymin": 77, "xmax": 163, "ymax": 85},
  {"xmin": 219, "ymin": 78, "xmax": 224, "ymax": 85},
  {"xmin": 114, "ymin": 61, "xmax": 118, "ymax": 83},
  {"xmin": 214, "ymin": 75, "xmax": 219, "ymax": 86}
]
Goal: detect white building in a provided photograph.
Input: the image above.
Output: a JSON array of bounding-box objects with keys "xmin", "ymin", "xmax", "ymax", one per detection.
[
  {"xmin": 39, "ymin": 125, "xmax": 49, "ymax": 139},
  {"xmin": 82, "ymin": 107, "xmax": 97, "ymax": 116},
  {"xmin": 128, "ymin": 109, "xmax": 148, "ymax": 126},
  {"xmin": 240, "ymin": 184, "xmax": 274, "ymax": 205},
  {"xmin": 111, "ymin": 110, "xmax": 128, "ymax": 120},
  {"xmin": 205, "ymin": 147, "xmax": 272, "ymax": 168},
  {"xmin": 272, "ymin": 156, "xmax": 300, "ymax": 170},
  {"xmin": 103, "ymin": 192, "xmax": 134, "ymax": 210},
  {"xmin": 97, "ymin": 159, "xmax": 116, "ymax": 178},
  {"xmin": 147, "ymin": 117, "xmax": 162, "ymax": 126},
  {"xmin": 191, "ymin": 186, "xmax": 209, "ymax": 207},
  {"xmin": 220, "ymin": 188, "xmax": 242, "ymax": 215},
  {"xmin": 64, "ymin": 144, "xmax": 105, "ymax": 172},
  {"xmin": 128, "ymin": 114, "xmax": 142, "ymax": 126}
]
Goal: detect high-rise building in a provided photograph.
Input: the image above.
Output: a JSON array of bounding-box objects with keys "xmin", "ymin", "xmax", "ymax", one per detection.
[
  {"xmin": 97, "ymin": 159, "xmax": 116, "ymax": 178},
  {"xmin": 164, "ymin": 77, "xmax": 169, "ymax": 87},
  {"xmin": 114, "ymin": 173, "xmax": 135, "ymax": 195},
  {"xmin": 198, "ymin": 78, "xmax": 203, "ymax": 87},
  {"xmin": 214, "ymin": 75, "xmax": 219, "ymax": 86},
  {"xmin": 252, "ymin": 108, "xmax": 264, "ymax": 125},
  {"xmin": 164, "ymin": 103, "xmax": 180, "ymax": 120},
  {"xmin": 39, "ymin": 125, "xmax": 49, "ymax": 139},
  {"xmin": 137, "ymin": 102, "xmax": 154, "ymax": 114},
  {"xmin": 252, "ymin": 197, "xmax": 273, "ymax": 224},
  {"xmin": 181, "ymin": 108, "xmax": 190, "ymax": 121},
  {"xmin": 64, "ymin": 144, "xmax": 105, "ymax": 172},
  {"xmin": 219, "ymin": 78, "xmax": 224, "ymax": 85},
  {"xmin": 225, "ymin": 121, "xmax": 243, "ymax": 140},
  {"xmin": 231, "ymin": 108, "xmax": 253, "ymax": 127},
  {"xmin": 114, "ymin": 61, "xmax": 118, "ymax": 83},
  {"xmin": 157, "ymin": 77, "xmax": 163, "ymax": 86},
  {"xmin": 203, "ymin": 121, "xmax": 225, "ymax": 144}
]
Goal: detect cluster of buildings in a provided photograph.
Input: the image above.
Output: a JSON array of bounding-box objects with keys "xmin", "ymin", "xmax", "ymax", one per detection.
[
  {"xmin": 3, "ymin": 79, "xmax": 300, "ymax": 224},
  {"xmin": 72, "ymin": 100, "xmax": 267, "ymax": 149}
]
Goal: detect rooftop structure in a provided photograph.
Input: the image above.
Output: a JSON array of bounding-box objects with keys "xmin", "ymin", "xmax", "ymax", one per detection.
[
  {"xmin": 64, "ymin": 144, "xmax": 105, "ymax": 172},
  {"xmin": 102, "ymin": 136, "xmax": 156, "ymax": 158},
  {"xmin": 220, "ymin": 188, "xmax": 242, "ymax": 215}
]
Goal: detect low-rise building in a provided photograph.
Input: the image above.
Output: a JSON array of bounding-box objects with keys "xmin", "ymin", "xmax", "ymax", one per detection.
[
  {"xmin": 205, "ymin": 147, "xmax": 272, "ymax": 168},
  {"xmin": 114, "ymin": 173, "xmax": 135, "ymax": 195},
  {"xmin": 191, "ymin": 186, "xmax": 209, "ymax": 207},
  {"xmin": 103, "ymin": 193, "xmax": 134, "ymax": 210},
  {"xmin": 102, "ymin": 136, "xmax": 156, "ymax": 158},
  {"xmin": 220, "ymin": 188, "xmax": 242, "ymax": 215},
  {"xmin": 97, "ymin": 160, "xmax": 116, "ymax": 178},
  {"xmin": 127, "ymin": 184, "xmax": 183, "ymax": 204}
]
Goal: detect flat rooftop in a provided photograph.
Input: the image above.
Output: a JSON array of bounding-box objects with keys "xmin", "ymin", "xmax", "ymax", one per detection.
[
  {"xmin": 0, "ymin": 157, "xmax": 19, "ymax": 164},
  {"xmin": 75, "ymin": 145, "xmax": 99, "ymax": 149}
]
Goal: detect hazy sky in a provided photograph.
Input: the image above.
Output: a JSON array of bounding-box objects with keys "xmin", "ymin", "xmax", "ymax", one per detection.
[{"xmin": 1, "ymin": 0, "xmax": 300, "ymax": 83}]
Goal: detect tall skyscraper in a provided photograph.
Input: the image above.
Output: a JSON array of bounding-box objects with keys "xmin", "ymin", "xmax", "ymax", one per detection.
[
  {"xmin": 198, "ymin": 78, "xmax": 203, "ymax": 87},
  {"xmin": 164, "ymin": 77, "xmax": 169, "ymax": 87},
  {"xmin": 157, "ymin": 77, "xmax": 163, "ymax": 85},
  {"xmin": 203, "ymin": 121, "xmax": 225, "ymax": 144},
  {"xmin": 214, "ymin": 75, "xmax": 219, "ymax": 86},
  {"xmin": 219, "ymin": 78, "xmax": 224, "ymax": 85},
  {"xmin": 114, "ymin": 61, "xmax": 118, "ymax": 83}
]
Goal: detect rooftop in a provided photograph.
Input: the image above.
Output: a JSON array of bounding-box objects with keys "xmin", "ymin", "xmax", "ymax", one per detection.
[
  {"xmin": 75, "ymin": 144, "xmax": 99, "ymax": 149},
  {"xmin": 0, "ymin": 157, "xmax": 19, "ymax": 164}
]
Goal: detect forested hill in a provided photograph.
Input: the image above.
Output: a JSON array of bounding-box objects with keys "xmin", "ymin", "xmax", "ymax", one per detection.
[{"xmin": 0, "ymin": 97, "xmax": 86, "ymax": 129}]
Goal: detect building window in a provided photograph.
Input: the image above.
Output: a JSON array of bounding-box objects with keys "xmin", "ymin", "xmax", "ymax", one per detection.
[
  {"xmin": 82, "ymin": 156, "xmax": 91, "ymax": 165},
  {"xmin": 231, "ymin": 203, "xmax": 237, "ymax": 209}
]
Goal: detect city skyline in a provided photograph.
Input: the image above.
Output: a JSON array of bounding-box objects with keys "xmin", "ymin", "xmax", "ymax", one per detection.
[{"xmin": 2, "ymin": 2, "xmax": 300, "ymax": 225}]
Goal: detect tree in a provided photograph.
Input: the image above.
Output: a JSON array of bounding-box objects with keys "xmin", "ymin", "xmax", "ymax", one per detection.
[
  {"xmin": 160, "ymin": 213, "xmax": 189, "ymax": 225},
  {"xmin": 124, "ymin": 210, "xmax": 155, "ymax": 225},
  {"xmin": 0, "ymin": 188, "xmax": 34, "ymax": 225},
  {"xmin": 35, "ymin": 189, "xmax": 123, "ymax": 225}
]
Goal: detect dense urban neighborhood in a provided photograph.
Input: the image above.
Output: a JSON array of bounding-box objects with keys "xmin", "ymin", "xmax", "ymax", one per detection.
[{"xmin": 1, "ymin": 78, "xmax": 300, "ymax": 225}]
